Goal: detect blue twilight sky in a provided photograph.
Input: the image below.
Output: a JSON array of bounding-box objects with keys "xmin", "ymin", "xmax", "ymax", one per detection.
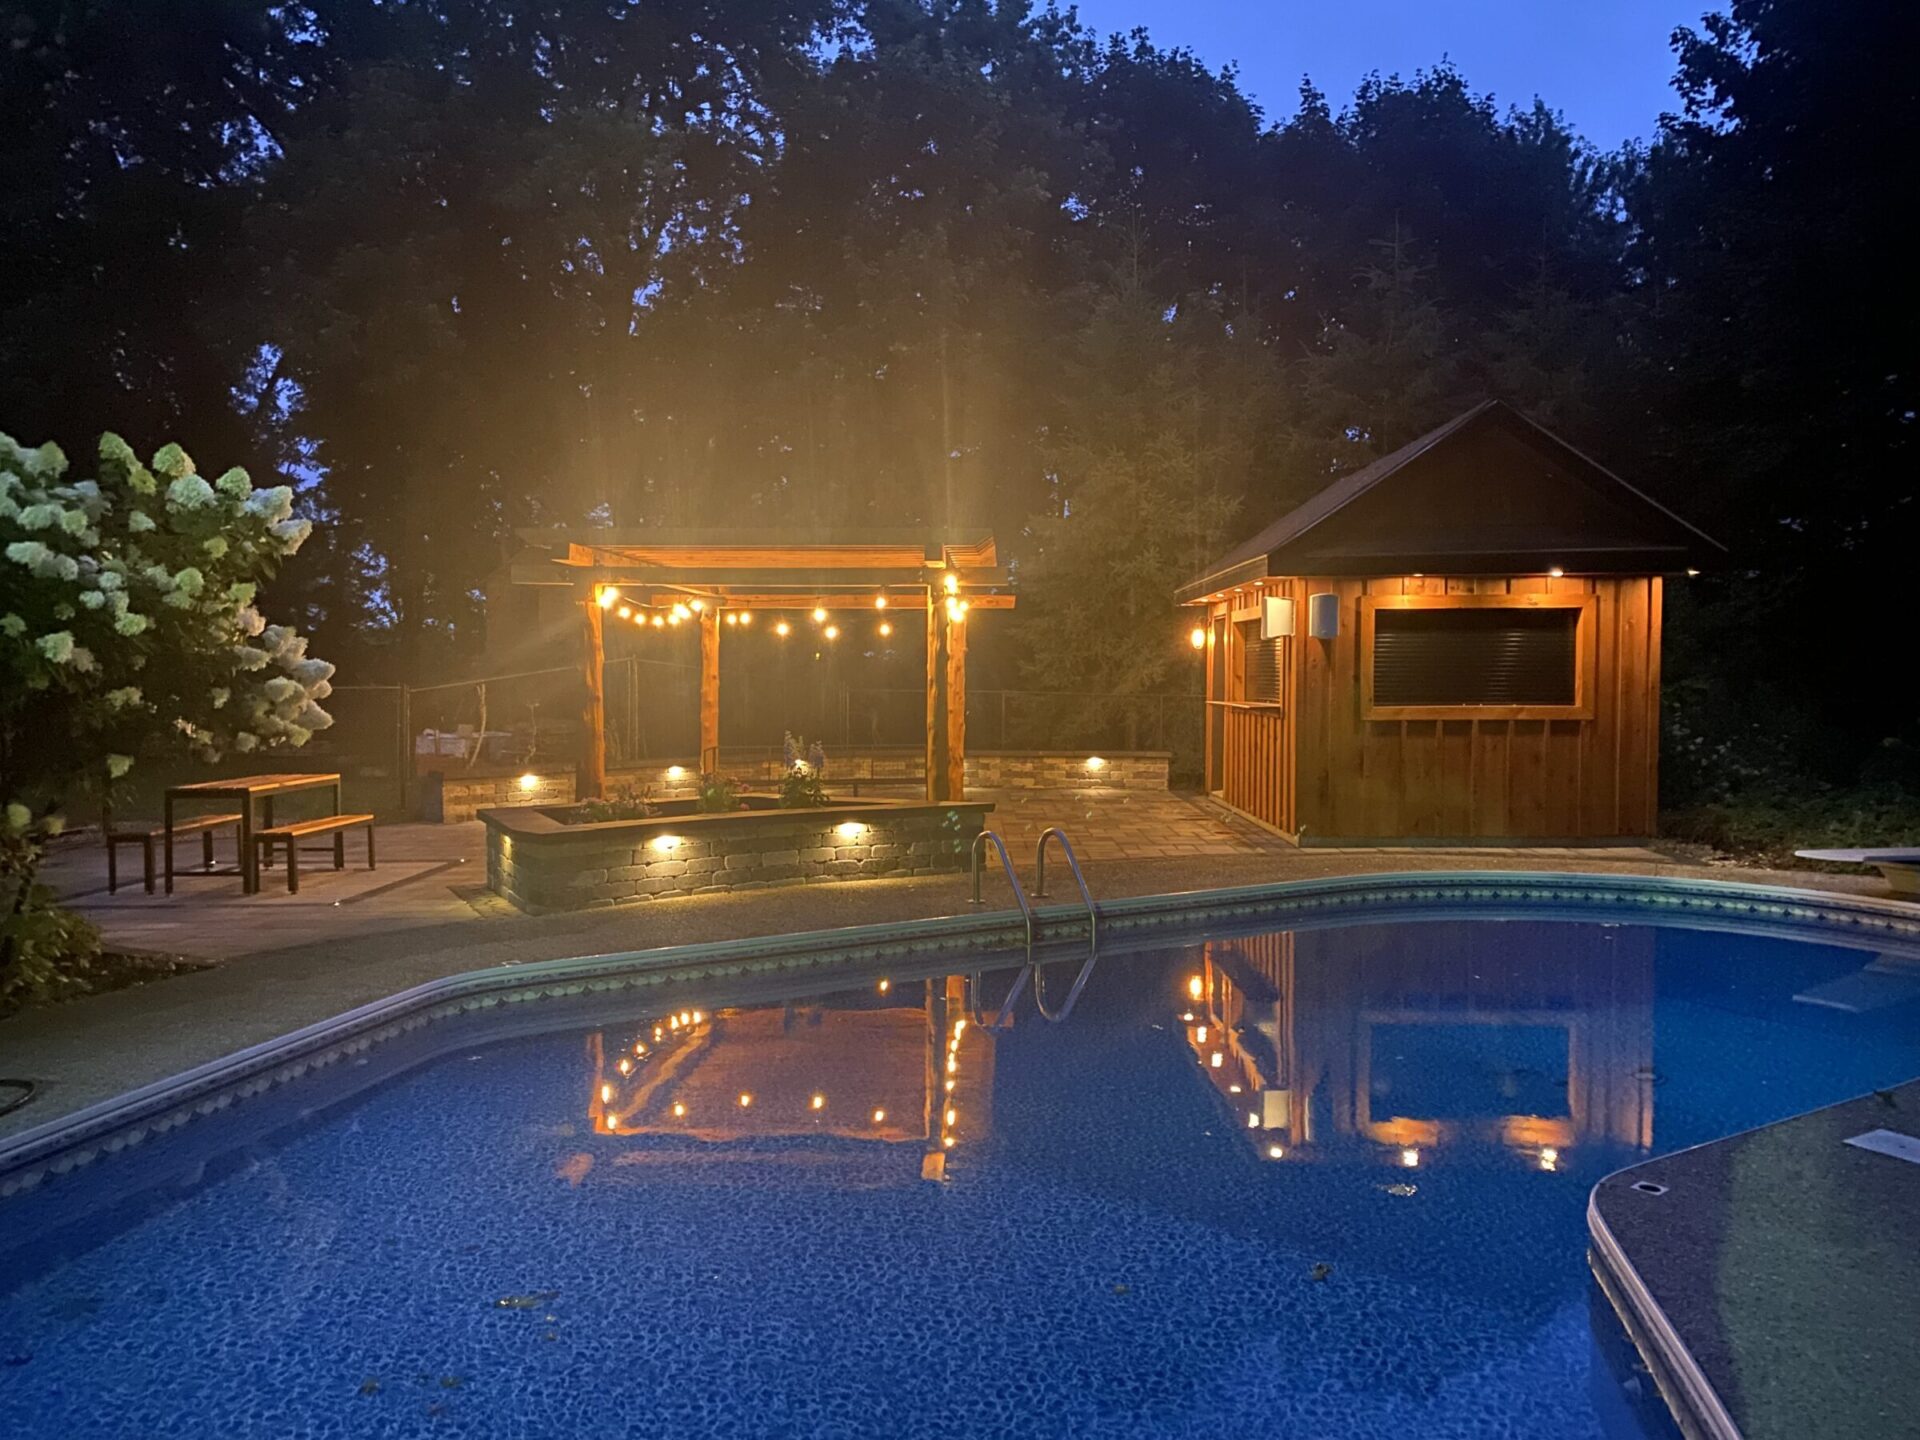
[{"xmin": 1062, "ymin": 0, "xmax": 1723, "ymax": 149}]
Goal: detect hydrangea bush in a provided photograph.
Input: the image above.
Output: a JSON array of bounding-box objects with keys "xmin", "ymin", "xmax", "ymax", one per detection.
[{"xmin": 1, "ymin": 430, "xmax": 334, "ymax": 1004}]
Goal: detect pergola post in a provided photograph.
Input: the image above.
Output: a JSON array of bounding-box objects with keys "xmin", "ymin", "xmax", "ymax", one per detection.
[
  {"xmin": 579, "ymin": 591, "xmax": 607, "ymax": 800},
  {"xmin": 945, "ymin": 606, "xmax": 967, "ymax": 799},
  {"xmin": 699, "ymin": 607, "xmax": 720, "ymax": 773},
  {"xmin": 925, "ymin": 588, "xmax": 949, "ymax": 802}
]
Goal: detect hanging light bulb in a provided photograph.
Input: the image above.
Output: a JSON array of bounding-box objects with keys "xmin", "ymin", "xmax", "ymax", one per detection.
[
  {"xmin": 672, "ymin": 602, "xmax": 692, "ymax": 620},
  {"xmin": 823, "ymin": 624, "xmax": 840, "ymax": 640},
  {"xmin": 596, "ymin": 586, "xmax": 619, "ymax": 609},
  {"xmin": 774, "ymin": 620, "xmax": 791, "ymax": 636},
  {"xmin": 942, "ymin": 572, "xmax": 959, "ymax": 595},
  {"xmin": 878, "ymin": 621, "xmax": 892, "ymax": 638},
  {"xmin": 811, "ymin": 606, "xmax": 827, "ymax": 624},
  {"xmin": 738, "ymin": 611, "xmax": 752, "ymax": 625},
  {"xmin": 874, "ymin": 592, "xmax": 888, "ymax": 609},
  {"xmin": 689, "ymin": 599, "xmax": 705, "ymax": 612},
  {"xmin": 725, "ymin": 612, "xmax": 738, "ymax": 626},
  {"xmin": 652, "ymin": 614, "xmax": 665, "ymax": 628},
  {"xmin": 617, "ymin": 605, "xmax": 632, "ymax": 620}
]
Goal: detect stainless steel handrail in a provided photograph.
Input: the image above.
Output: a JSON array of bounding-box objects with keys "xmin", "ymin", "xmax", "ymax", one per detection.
[
  {"xmin": 1031, "ymin": 826, "xmax": 1099, "ymax": 1022},
  {"xmin": 967, "ymin": 829, "xmax": 1036, "ymax": 1030}
]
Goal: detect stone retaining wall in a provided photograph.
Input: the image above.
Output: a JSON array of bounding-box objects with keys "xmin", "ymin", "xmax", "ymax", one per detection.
[
  {"xmin": 483, "ymin": 799, "xmax": 994, "ymax": 914},
  {"xmin": 433, "ymin": 747, "xmax": 1167, "ymax": 822}
]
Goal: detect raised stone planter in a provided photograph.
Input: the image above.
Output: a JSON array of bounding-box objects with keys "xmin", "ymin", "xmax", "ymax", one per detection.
[{"xmin": 481, "ymin": 796, "xmax": 995, "ymax": 914}]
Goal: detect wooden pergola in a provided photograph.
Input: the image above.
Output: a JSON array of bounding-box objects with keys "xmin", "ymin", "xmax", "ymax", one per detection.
[{"xmin": 503, "ymin": 531, "xmax": 1013, "ymax": 802}]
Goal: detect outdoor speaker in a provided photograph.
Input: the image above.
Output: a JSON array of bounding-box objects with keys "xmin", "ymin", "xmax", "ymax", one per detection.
[
  {"xmin": 1308, "ymin": 592, "xmax": 1339, "ymax": 639},
  {"xmin": 1260, "ymin": 596, "xmax": 1295, "ymax": 640}
]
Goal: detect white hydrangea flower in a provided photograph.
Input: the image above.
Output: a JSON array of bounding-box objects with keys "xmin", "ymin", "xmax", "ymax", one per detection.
[
  {"xmin": 114, "ymin": 612, "xmax": 150, "ymax": 636},
  {"xmin": 210, "ymin": 687, "xmax": 229, "ymax": 708},
  {"xmin": 78, "ymin": 589, "xmax": 107, "ymax": 609},
  {"xmin": 165, "ymin": 474, "xmax": 217, "ymax": 511},
  {"xmin": 244, "ymin": 486, "xmax": 295, "ymax": 524},
  {"xmin": 16, "ymin": 503, "xmax": 59, "ymax": 530},
  {"xmin": 151, "ymin": 442, "xmax": 194, "ymax": 480},
  {"xmin": 127, "ymin": 509, "xmax": 156, "ymax": 532},
  {"xmin": 3, "ymin": 802, "xmax": 28, "ymax": 832},
  {"xmin": 97, "ymin": 570, "xmax": 123, "ymax": 591},
  {"xmin": 270, "ymin": 517, "xmax": 312, "ymax": 553},
  {"xmin": 173, "ymin": 566, "xmax": 205, "ymax": 595},
  {"xmin": 105, "ymin": 686, "xmax": 143, "ymax": 709},
  {"xmin": 215, "ymin": 466, "xmax": 251, "ymax": 497},
  {"xmin": 37, "ymin": 631, "xmax": 75, "ymax": 664},
  {"xmin": 203, "ymin": 535, "xmax": 229, "ymax": 559},
  {"xmin": 106, "ymin": 753, "xmax": 133, "ymax": 779},
  {"xmin": 0, "ymin": 613, "xmax": 24, "ymax": 637}
]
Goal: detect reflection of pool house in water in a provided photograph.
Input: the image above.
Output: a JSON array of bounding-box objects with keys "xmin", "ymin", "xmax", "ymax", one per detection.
[
  {"xmin": 586, "ymin": 977, "xmax": 995, "ymax": 1167},
  {"xmin": 1184, "ymin": 921, "xmax": 1655, "ymax": 1171},
  {"xmin": 1181, "ymin": 400, "xmax": 1722, "ymax": 844}
]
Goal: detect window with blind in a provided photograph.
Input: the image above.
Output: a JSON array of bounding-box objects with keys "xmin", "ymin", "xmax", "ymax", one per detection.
[
  {"xmin": 1370, "ymin": 606, "xmax": 1579, "ymax": 709},
  {"xmin": 1235, "ymin": 621, "xmax": 1286, "ymax": 704}
]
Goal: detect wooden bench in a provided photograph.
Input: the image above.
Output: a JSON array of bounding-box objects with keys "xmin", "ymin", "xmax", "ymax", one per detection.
[
  {"xmin": 105, "ymin": 811, "xmax": 244, "ymax": 894},
  {"xmin": 254, "ymin": 814, "xmax": 377, "ymax": 894}
]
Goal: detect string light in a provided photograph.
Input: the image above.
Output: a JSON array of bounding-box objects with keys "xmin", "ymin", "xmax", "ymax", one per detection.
[
  {"xmin": 672, "ymin": 1102, "xmax": 686, "ymax": 1118},
  {"xmin": 811, "ymin": 606, "xmax": 827, "ymax": 623},
  {"xmin": 738, "ymin": 612, "xmax": 752, "ymax": 625},
  {"xmin": 738, "ymin": 1092, "xmax": 753, "ymax": 1109},
  {"xmin": 617, "ymin": 605, "xmax": 632, "ymax": 619},
  {"xmin": 725, "ymin": 612, "xmax": 738, "ymax": 626},
  {"xmin": 811, "ymin": 1094, "xmax": 826, "ymax": 1110},
  {"xmin": 689, "ymin": 599, "xmax": 705, "ymax": 612},
  {"xmin": 942, "ymin": 572, "xmax": 959, "ymax": 595},
  {"xmin": 671, "ymin": 602, "xmax": 691, "ymax": 620},
  {"xmin": 774, "ymin": 620, "xmax": 791, "ymax": 636},
  {"xmin": 600, "ymin": 1084, "xmax": 614, "ymax": 1103},
  {"xmin": 652, "ymin": 614, "xmax": 665, "ymax": 628},
  {"xmin": 596, "ymin": 587, "xmax": 618, "ymax": 609},
  {"xmin": 874, "ymin": 592, "xmax": 888, "ymax": 609},
  {"xmin": 872, "ymin": 1109, "xmax": 887, "ymax": 1124},
  {"xmin": 878, "ymin": 621, "xmax": 892, "ymax": 638},
  {"xmin": 877, "ymin": 978, "xmax": 891, "ymax": 993},
  {"xmin": 823, "ymin": 624, "xmax": 839, "ymax": 640}
]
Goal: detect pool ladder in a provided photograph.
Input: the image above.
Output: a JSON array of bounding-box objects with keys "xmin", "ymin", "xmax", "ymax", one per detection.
[{"xmin": 967, "ymin": 827, "xmax": 1099, "ymax": 1026}]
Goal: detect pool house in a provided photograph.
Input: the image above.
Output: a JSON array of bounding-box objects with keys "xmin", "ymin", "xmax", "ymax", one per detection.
[{"xmin": 1180, "ymin": 400, "xmax": 1721, "ymax": 845}]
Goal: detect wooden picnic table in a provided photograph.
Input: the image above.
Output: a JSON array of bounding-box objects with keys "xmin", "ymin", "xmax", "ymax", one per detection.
[{"xmin": 164, "ymin": 772, "xmax": 343, "ymax": 895}]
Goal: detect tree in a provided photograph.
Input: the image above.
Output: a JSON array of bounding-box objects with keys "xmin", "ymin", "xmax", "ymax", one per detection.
[{"xmin": 1, "ymin": 429, "xmax": 333, "ymax": 1002}]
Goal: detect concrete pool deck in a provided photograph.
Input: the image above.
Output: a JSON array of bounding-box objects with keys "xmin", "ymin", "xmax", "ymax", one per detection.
[
  {"xmin": 1592, "ymin": 1077, "xmax": 1920, "ymax": 1440},
  {"xmin": 4, "ymin": 784, "xmax": 1903, "ymax": 1140}
]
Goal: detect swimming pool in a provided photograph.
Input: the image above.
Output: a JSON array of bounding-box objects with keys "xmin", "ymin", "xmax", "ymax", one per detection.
[{"xmin": 4, "ymin": 877, "xmax": 1919, "ymax": 1438}]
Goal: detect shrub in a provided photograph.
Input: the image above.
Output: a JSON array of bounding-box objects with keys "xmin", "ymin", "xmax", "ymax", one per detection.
[{"xmin": 695, "ymin": 772, "xmax": 740, "ymax": 813}]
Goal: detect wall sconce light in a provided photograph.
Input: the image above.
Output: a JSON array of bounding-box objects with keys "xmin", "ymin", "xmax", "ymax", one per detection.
[
  {"xmin": 1084, "ymin": 756, "xmax": 1107, "ymax": 773},
  {"xmin": 596, "ymin": 586, "xmax": 618, "ymax": 609},
  {"xmin": 518, "ymin": 773, "xmax": 540, "ymax": 793},
  {"xmin": 651, "ymin": 834, "xmax": 683, "ymax": 853},
  {"xmin": 1188, "ymin": 626, "xmax": 1207, "ymax": 650}
]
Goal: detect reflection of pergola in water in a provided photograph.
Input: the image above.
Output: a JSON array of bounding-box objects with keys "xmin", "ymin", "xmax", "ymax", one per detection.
[
  {"xmin": 502, "ymin": 531, "xmax": 1013, "ymax": 800},
  {"xmin": 586, "ymin": 977, "xmax": 995, "ymax": 1162}
]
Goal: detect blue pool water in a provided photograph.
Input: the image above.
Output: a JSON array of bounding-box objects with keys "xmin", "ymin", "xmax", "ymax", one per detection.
[{"xmin": 5, "ymin": 913, "xmax": 1920, "ymax": 1437}]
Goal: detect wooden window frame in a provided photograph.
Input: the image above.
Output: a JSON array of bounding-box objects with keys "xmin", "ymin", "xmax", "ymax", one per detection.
[{"xmin": 1360, "ymin": 593, "xmax": 1596, "ymax": 721}]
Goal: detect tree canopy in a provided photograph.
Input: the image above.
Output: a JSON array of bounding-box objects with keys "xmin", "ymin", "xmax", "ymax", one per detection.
[{"xmin": 2, "ymin": 0, "xmax": 1914, "ymax": 797}]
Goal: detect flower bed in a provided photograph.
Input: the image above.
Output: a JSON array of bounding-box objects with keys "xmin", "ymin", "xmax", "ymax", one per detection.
[{"xmin": 481, "ymin": 796, "xmax": 994, "ymax": 914}]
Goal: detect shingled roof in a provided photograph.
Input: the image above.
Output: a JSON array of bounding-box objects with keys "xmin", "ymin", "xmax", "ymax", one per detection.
[{"xmin": 1177, "ymin": 400, "xmax": 1721, "ymax": 600}]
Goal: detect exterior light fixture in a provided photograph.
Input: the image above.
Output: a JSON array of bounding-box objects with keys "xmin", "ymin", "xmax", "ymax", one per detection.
[
  {"xmin": 672, "ymin": 602, "xmax": 692, "ymax": 620},
  {"xmin": 1548, "ymin": 567, "xmax": 1565, "ymax": 579},
  {"xmin": 667, "ymin": 613, "xmax": 682, "ymax": 626},
  {"xmin": 1084, "ymin": 756, "xmax": 1107, "ymax": 772},
  {"xmin": 1539, "ymin": 1147, "xmax": 1559, "ymax": 1172},
  {"xmin": 689, "ymin": 599, "xmax": 705, "ymax": 612},
  {"xmin": 652, "ymin": 614, "xmax": 665, "ymax": 628},
  {"xmin": 942, "ymin": 572, "xmax": 959, "ymax": 595},
  {"xmin": 518, "ymin": 773, "xmax": 539, "ymax": 793},
  {"xmin": 617, "ymin": 605, "xmax": 632, "ymax": 619},
  {"xmin": 836, "ymin": 821, "xmax": 867, "ymax": 839},
  {"xmin": 605, "ymin": 1114, "xmax": 620, "ymax": 1130},
  {"xmin": 738, "ymin": 1093, "xmax": 753, "ymax": 1109},
  {"xmin": 1267, "ymin": 1145, "xmax": 1285, "ymax": 1160},
  {"xmin": 774, "ymin": 620, "xmax": 790, "ymax": 636},
  {"xmin": 874, "ymin": 592, "xmax": 888, "ymax": 609},
  {"xmin": 872, "ymin": 1108, "xmax": 886, "ymax": 1124},
  {"xmin": 651, "ymin": 835, "xmax": 682, "ymax": 853},
  {"xmin": 878, "ymin": 621, "xmax": 892, "ymax": 638},
  {"xmin": 811, "ymin": 1094, "xmax": 826, "ymax": 1111},
  {"xmin": 1187, "ymin": 975, "xmax": 1204, "ymax": 1001},
  {"xmin": 618, "ymin": 1058, "xmax": 633, "ymax": 1075},
  {"xmin": 724, "ymin": 612, "xmax": 738, "ymax": 626},
  {"xmin": 1210, "ymin": 1051, "xmax": 1224, "ymax": 1068},
  {"xmin": 811, "ymin": 606, "xmax": 827, "ymax": 623},
  {"xmin": 665, "ymin": 766, "xmax": 686, "ymax": 781},
  {"xmin": 1189, "ymin": 626, "xmax": 1206, "ymax": 650},
  {"xmin": 600, "ymin": 1084, "xmax": 614, "ymax": 1103},
  {"xmin": 1400, "ymin": 1148, "xmax": 1421, "ymax": 1169},
  {"xmin": 1686, "ymin": 568, "xmax": 1700, "ymax": 577},
  {"xmin": 596, "ymin": 587, "xmax": 618, "ymax": 609},
  {"xmin": 823, "ymin": 624, "xmax": 840, "ymax": 640},
  {"xmin": 738, "ymin": 612, "xmax": 752, "ymax": 625},
  {"xmin": 1246, "ymin": 1112, "xmax": 1259, "ymax": 1129},
  {"xmin": 877, "ymin": 978, "xmax": 890, "ymax": 994},
  {"xmin": 945, "ymin": 1108, "xmax": 957, "ymax": 1126},
  {"xmin": 672, "ymin": 1102, "xmax": 686, "ymax": 1118},
  {"xmin": 1195, "ymin": 1025, "xmax": 1208, "ymax": 1044}
]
